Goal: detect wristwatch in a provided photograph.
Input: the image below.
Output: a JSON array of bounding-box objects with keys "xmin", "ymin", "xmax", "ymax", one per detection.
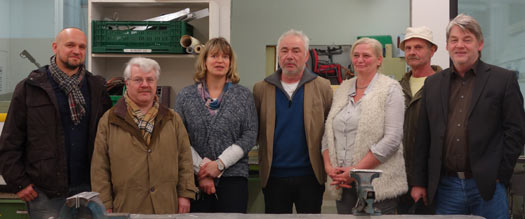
[{"xmin": 217, "ymin": 159, "xmax": 225, "ymax": 171}]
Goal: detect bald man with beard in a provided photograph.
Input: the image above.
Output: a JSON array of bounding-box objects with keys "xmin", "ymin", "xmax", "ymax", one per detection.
[{"xmin": 0, "ymin": 27, "xmax": 112, "ymax": 218}]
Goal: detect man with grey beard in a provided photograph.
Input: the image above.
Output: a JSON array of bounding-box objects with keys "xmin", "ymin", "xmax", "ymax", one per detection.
[{"xmin": 253, "ymin": 29, "xmax": 333, "ymax": 213}]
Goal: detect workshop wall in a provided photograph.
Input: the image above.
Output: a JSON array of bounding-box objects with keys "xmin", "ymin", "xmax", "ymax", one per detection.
[
  {"xmin": 231, "ymin": 0, "xmax": 410, "ymax": 90},
  {"xmin": 0, "ymin": 0, "xmax": 9, "ymax": 98},
  {"xmin": 0, "ymin": 0, "xmax": 56, "ymax": 99}
]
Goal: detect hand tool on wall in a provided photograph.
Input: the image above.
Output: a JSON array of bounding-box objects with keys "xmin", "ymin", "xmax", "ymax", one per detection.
[{"xmin": 20, "ymin": 50, "xmax": 41, "ymax": 68}]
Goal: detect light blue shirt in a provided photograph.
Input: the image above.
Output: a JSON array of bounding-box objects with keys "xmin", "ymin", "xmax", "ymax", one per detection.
[{"xmin": 323, "ymin": 73, "xmax": 404, "ymax": 166}]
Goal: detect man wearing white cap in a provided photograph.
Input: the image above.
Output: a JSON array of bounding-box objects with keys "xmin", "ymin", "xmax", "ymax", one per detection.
[{"xmin": 397, "ymin": 26, "xmax": 441, "ymax": 214}]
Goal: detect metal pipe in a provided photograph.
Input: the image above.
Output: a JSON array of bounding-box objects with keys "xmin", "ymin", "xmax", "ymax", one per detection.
[
  {"xmin": 194, "ymin": 44, "xmax": 204, "ymax": 54},
  {"xmin": 185, "ymin": 46, "xmax": 194, "ymax": 54},
  {"xmin": 180, "ymin": 35, "xmax": 201, "ymax": 48}
]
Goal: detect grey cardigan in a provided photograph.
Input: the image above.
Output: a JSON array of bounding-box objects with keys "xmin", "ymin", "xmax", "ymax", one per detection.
[{"xmin": 174, "ymin": 83, "xmax": 258, "ymax": 178}]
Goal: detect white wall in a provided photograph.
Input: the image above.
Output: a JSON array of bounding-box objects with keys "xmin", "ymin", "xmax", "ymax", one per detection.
[
  {"xmin": 0, "ymin": 0, "xmax": 57, "ymax": 97},
  {"xmin": 231, "ymin": 0, "xmax": 410, "ymax": 89},
  {"xmin": 0, "ymin": 0, "xmax": 9, "ymax": 39},
  {"xmin": 411, "ymin": 0, "xmax": 450, "ymax": 69},
  {"xmin": 0, "ymin": 0, "xmax": 10, "ymax": 95},
  {"xmin": 9, "ymin": 0, "xmax": 57, "ymax": 38},
  {"xmin": 64, "ymin": 0, "xmax": 86, "ymax": 32},
  {"xmin": 212, "ymin": 0, "xmax": 231, "ymax": 41}
]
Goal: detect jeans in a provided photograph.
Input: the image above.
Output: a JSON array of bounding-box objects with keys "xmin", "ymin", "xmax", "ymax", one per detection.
[
  {"xmin": 262, "ymin": 175, "xmax": 325, "ymax": 213},
  {"xmin": 435, "ymin": 176, "xmax": 509, "ymax": 219},
  {"xmin": 28, "ymin": 185, "xmax": 91, "ymax": 219}
]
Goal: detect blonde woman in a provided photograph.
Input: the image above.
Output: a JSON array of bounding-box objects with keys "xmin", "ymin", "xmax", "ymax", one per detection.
[
  {"xmin": 174, "ymin": 37, "xmax": 257, "ymax": 213},
  {"xmin": 322, "ymin": 37, "xmax": 407, "ymax": 214}
]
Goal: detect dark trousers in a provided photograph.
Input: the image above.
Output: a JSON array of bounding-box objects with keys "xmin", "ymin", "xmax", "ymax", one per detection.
[
  {"xmin": 263, "ymin": 175, "xmax": 325, "ymax": 213},
  {"xmin": 336, "ymin": 185, "xmax": 398, "ymax": 214},
  {"xmin": 397, "ymin": 190, "xmax": 434, "ymax": 214},
  {"xmin": 191, "ymin": 176, "xmax": 248, "ymax": 213}
]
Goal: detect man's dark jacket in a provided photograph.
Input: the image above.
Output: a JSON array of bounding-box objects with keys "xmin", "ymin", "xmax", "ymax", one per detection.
[
  {"xmin": 400, "ymin": 65, "xmax": 442, "ymax": 184},
  {"xmin": 411, "ymin": 60, "xmax": 525, "ymax": 202},
  {"xmin": 0, "ymin": 66, "xmax": 112, "ymax": 198}
]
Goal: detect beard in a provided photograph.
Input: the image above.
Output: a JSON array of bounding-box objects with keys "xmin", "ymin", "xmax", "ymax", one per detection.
[
  {"xmin": 282, "ymin": 65, "xmax": 305, "ymax": 76},
  {"xmin": 283, "ymin": 68, "xmax": 299, "ymax": 75},
  {"xmin": 58, "ymin": 56, "xmax": 84, "ymax": 70}
]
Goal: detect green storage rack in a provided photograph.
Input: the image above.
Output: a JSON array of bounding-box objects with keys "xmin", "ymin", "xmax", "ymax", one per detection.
[
  {"xmin": 92, "ymin": 20, "xmax": 193, "ymax": 54},
  {"xmin": 357, "ymin": 35, "xmax": 393, "ymax": 48},
  {"xmin": 110, "ymin": 95, "xmax": 122, "ymax": 106}
]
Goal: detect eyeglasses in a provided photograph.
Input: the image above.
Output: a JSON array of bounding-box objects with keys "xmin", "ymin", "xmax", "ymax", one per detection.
[{"xmin": 130, "ymin": 77, "xmax": 156, "ymax": 84}]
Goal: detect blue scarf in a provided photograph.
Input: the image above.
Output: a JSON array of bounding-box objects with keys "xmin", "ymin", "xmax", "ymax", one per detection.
[{"xmin": 198, "ymin": 80, "xmax": 232, "ymax": 115}]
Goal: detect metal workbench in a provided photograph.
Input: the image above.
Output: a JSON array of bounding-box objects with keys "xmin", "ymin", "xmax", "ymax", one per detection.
[{"xmin": 121, "ymin": 213, "xmax": 484, "ymax": 219}]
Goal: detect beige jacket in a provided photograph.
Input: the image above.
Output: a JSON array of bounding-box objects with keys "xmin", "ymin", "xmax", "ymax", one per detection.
[
  {"xmin": 91, "ymin": 99, "xmax": 197, "ymax": 214},
  {"xmin": 253, "ymin": 69, "xmax": 333, "ymax": 187}
]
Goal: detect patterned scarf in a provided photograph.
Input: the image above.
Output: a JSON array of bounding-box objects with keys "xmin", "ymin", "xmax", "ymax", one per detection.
[
  {"xmin": 198, "ymin": 80, "xmax": 231, "ymax": 115},
  {"xmin": 124, "ymin": 92, "xmax": 159, "ymax": 145},
  {"xmin": 48, "ymin": 55, "xmax": 86, "ymax": 125}
]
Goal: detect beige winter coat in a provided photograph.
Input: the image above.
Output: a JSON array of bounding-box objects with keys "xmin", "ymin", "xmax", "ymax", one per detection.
[{"xmin": 91, "ymin": 99, "xmax": 197, "ymax": 214}]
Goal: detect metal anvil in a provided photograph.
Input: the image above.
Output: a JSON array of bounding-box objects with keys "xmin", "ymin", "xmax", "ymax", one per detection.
[{"xmin": 350, "ymin": 169, "xmax": 383, "ymax": 216}]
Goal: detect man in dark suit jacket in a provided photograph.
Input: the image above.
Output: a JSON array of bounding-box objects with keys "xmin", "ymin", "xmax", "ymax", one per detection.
[{"xmin": 410, "ymin": 14, "xmax": 525, "ymax": 219}]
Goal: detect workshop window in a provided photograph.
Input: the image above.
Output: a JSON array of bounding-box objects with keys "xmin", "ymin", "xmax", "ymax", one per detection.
[{"xmin": 457, "ymin": 0, "xmax": 525, "ymax": 105}]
